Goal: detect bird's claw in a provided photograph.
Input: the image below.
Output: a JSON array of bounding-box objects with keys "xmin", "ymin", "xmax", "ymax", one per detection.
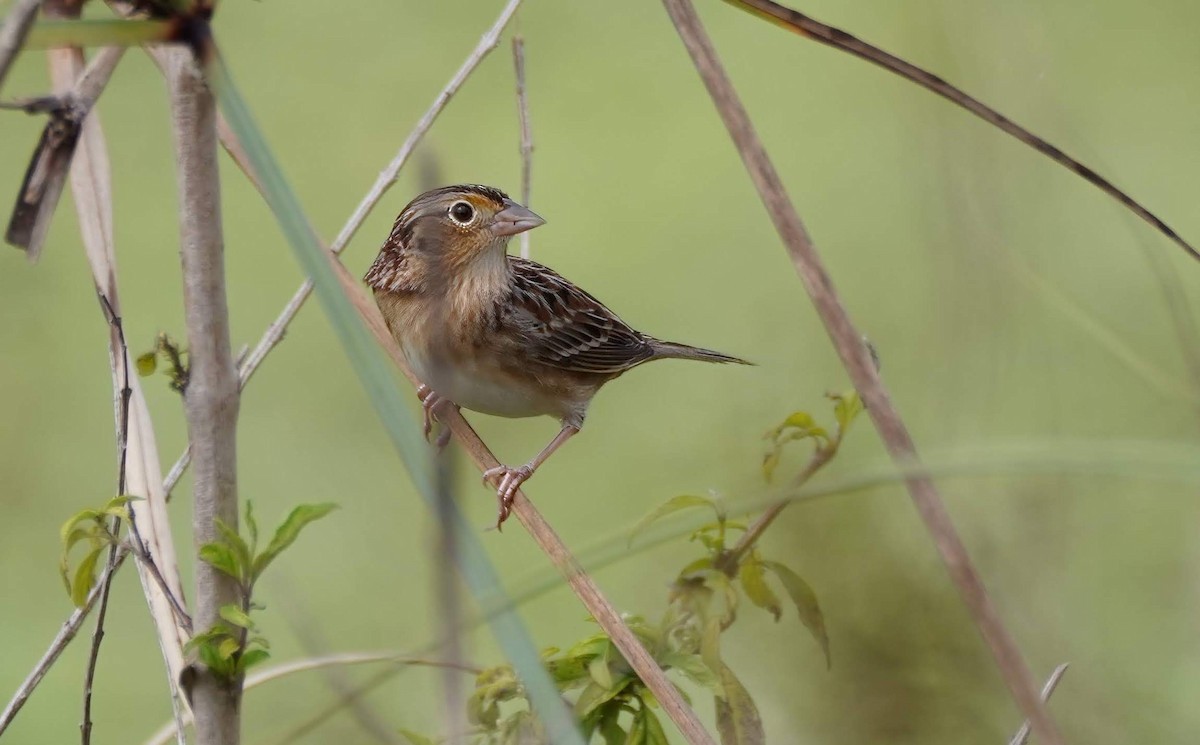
[
  {"xmin": 482, "ymin": 464, "xmax": 533, "ymax": 529},
  {"xmin": 417, "ymin": 385, "xmax": 455, "ymax": 450}
]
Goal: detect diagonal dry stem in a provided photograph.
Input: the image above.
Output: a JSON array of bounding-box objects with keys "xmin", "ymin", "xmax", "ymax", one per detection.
[{"xmin": 660, "ymin": 0, "xmax": 1062, "ymax": 742}]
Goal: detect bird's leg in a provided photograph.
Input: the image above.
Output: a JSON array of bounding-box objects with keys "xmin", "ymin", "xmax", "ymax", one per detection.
[
  {"xmin": 416, "ymin": 384, "xmax": 457, "ymax": 450},
  {"xmin": 483, "ymin": 424, "xmax": 580, "ymax": 528}
]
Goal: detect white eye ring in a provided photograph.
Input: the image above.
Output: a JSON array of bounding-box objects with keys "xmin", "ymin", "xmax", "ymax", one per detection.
[{"xmin": 447, "ymin": 200, "xmax": 476, "ymax": 226}]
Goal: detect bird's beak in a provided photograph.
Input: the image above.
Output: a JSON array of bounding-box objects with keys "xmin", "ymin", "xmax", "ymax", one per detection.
[{"xmin": 491, "ymin": 201, "xmax": 545, "ymax": 237}]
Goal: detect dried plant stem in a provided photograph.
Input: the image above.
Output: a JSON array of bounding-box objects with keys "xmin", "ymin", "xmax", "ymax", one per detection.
[
  {"xmin": 166, "ymin": 46, "xmax": 241, "ymax": 745},
  {"xmin": 660, "ymin": 1, "xmax": 1062, "ymax": 743},
  {"xmin": 512, "ymin": 34, "xmax": 532, "ymax": 259},
  {"xmin": 0, "ymin": 0, "xmax": 40, "ymax": 93},
  {"xmin": 324, "ymin": 258, "xmax": 715, "ymax": 745},
  {"xmin": 1009, "ymin": 664, "xmax": 1070, "ymax": 745},
  {"xmin": 0, "ymin": 548, "xmax": 129, "ymax": 738}
]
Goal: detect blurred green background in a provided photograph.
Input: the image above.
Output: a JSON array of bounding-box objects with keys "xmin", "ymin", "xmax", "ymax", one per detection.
[{"xmin": 3, "ymin": 0, "xmax": 1200, "ymax": 742}]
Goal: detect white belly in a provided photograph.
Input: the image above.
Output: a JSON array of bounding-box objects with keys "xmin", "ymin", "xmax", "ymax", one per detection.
[{"xmin": 404, "ymin": 342, "xmax": 552, "ymax": 420}]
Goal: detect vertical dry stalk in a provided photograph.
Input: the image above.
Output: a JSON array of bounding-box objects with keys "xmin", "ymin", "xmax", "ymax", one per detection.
[
  {"xmin": 511, "ymin": 35, "xmax": 532, "ymax": 259},
  {"xmin": 166, "ymin": 47, "xmax": 242, "ymax": 745},
  {"xmin": 659, "ymin": 1, "xmax": 1063, "ymax": 743}
]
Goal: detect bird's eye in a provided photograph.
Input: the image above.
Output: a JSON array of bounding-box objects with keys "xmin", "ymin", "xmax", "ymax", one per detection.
[{"xmin": 448, "ymin": 201, "xmax": 475, "ymax": 225}]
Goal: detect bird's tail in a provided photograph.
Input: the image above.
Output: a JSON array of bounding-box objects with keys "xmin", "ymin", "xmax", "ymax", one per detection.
[{"xmin": 648, "ymin": 338, "xmax": 753, "ymax": 366}]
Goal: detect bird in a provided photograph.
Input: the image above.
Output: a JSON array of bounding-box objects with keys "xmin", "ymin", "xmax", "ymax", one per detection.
[{"xmin": 364, "ymin": 184, "xmax": 749, "ymax": 526}]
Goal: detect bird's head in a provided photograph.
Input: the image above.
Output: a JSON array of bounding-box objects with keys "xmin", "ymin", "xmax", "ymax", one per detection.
[{"xmin": 366, "ymin": 184, "xmax": 544, "ymax": 294}]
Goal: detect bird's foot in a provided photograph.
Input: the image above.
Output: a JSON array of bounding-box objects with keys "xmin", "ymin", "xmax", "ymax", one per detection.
[
  {"xmin": 417, "ymin": 385, "xmax": 456, "ymax": 450},
  {"xmin": 482, "ymin": 463, "xmax": 534, "ymax": 529}
]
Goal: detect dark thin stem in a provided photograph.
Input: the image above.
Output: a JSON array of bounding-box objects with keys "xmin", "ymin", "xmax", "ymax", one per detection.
[
  {"xmin": 81, "ymin": 294, "xmax": 130, "ymax": 745},
  {"xmin": 721, "ymin": 0, "xmax": 1199, "ymax": 262},
  {"xmin": 0, "ymin": 548, "xmax": 128, "ymax": 738},
  {"xmin": 660, "ymin": 1, "xmax": 1062, "ymax": 743}
]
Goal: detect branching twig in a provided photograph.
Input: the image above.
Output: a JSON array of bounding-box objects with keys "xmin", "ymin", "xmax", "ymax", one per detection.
[
  {"xmin": 718, "ymin": 442, "xmax": 834, "ymax": 573},
  {"xmin": 660, "ymin": 1, "xmax": 1062, "ymax": 743},
  {"xmin": 81, "ymin": 294, "xmax": 133, "ymax": 745},
  {"xmin": 1008, "ymin": 663, "xmax": 1070, "ymax": 745},
  {"xmin": 0, "ymin": 548, "xmax": 129, "ymax": 738},
  {"xmin": 0, "ymin": 0, "xmax": 41, "ymax": 94},
  {"xmin": 722, "ymin": 0, "xmax": 1199, "ymax": 262},
  {"xmin": 512, "ymin": 34, "xmax": 532, "ymax": 259},
  {"xmin": 166, "ymin": 44, "xmax": 242, "ymax": 745}
]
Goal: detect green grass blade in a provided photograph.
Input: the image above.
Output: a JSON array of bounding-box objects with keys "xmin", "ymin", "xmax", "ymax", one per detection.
[
  {"xmin": 207, "ymin": 53, "xmax": 583, "ymax": 744},
  {"xmin": 26, "ymin": 20, "xmax": 175, "ymax": 48}
]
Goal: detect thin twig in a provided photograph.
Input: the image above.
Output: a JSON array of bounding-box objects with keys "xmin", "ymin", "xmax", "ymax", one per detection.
[
  {"xmin": 81, "ymin": 294, "xmax": 133, "ymax": 745},
  {"xmin": 323, "ymin": 256, "xmax": 716, "ymax": 745},
  {"xmin": 659, "ymin": 1, "xmax": 1062, "ymax": 743},
  {"xmin": 512, "ymin": 34, "xmax": 532, "ymax": 259},
  {"xmin": 0, "ymin": 548, "xmax": 129, "ymax": 738},
  {"xmin": 144, "ymin": 652, "xmax": 481, "ymax": 745},
  {"xmin": 0, "ymin": 0, "xmax": 41, "ymax": 94},
  {"xmin": 1008, "ymin": 663, "xmax": 1070, "ymax": 745},
  {"xmin": 166, "ymin": 44, "xmax": 242, "ymax": 745},
  {"xmin": 721, "ymin": 0, "xmax": 1199, "ymax": 262},
  {"xmin": 273, "ymin": 575, "xmax": 403, "ymax": 745}
]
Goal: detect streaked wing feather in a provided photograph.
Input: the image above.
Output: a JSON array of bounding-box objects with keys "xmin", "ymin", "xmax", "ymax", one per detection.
[{"xmin": 507, "ymin": 257, "xmax": 654, "ymax": 374}]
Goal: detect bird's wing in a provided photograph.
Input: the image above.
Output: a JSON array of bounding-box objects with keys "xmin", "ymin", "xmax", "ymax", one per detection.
[{"xmin": 505, "ymin": 257, "xmax": 655, "ymax": 375}]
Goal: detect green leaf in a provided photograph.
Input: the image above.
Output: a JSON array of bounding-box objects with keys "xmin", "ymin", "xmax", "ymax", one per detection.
[
  {"xmin": 629, "ymin": 495, "xmax": 718, "ymax": 546},
  {"xmin": 244, "ymin": 500, "xmax": 259, "ymax": 555},
  {"xmin": 739, "ymin": 558, "xmax": 782, "ymax": 621},
  {"xmin": 252, "ymin": 503, "xmax": 338, "ymax": 579},
  {"xmin": 762, "ymin": 560, "xmax": 830, "ymax": 668},
  {"xmin": 136, "ymin": 352, "xmax": 158, "ymax": 377},
  {"xmin": 219, "ymin": 603, "xmax": 254, "ymax": 630},
  {"xmin": 830, "ymin": 390, "xmax": 864, "ymax": 436},
  {"xmin": 59, "ymin": 509, "xmax": 101, "ymax": 545},
  {"xmin": 216, "ymin": 519, "xmax": 251, "ymax": 581},
  {"xmin": 239, "ymin": 648, "xmax": 271, "ymax": 672},
  {"xmin": 700, "ymin": 618, "xmax": 723, "ymax": 678},
  {"xmin": 198, "ymin": 543, "xmax": 242, "ymax": 582},
  {"xmin": 397, "ymin": 730, "xmax": 436, "ymax": 745},
  {"xmin": 217, "ymin": 636, "xmax": 240, "ymax": 661},
  {"xmin": 547, "ymin": 654, "xmax": 589, "ymax": 688},
  {"xmin": 677, "ymin": 556, "xmax": 714, "ymax": 578},
  {"xmin": 659, "ymin": 651, "xmax": 722, "ymax": 693},
  {"xmin": 573, "ymin": 677, "xmax": 631, "ymax": 718},
  {"xmin": 640, "ymin": 706, "xmax": 669, "ymax": 745},
  {"xmin": 714, "ymin": 664, "xmax": 765, "ymax": 745},
  {"xmin": 71, "ymin": 545, "xmax": 104, "ymax": 607},
  {"xmin": 587, "ymin": 642, "xmax": 614, "ymax": 690}
]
